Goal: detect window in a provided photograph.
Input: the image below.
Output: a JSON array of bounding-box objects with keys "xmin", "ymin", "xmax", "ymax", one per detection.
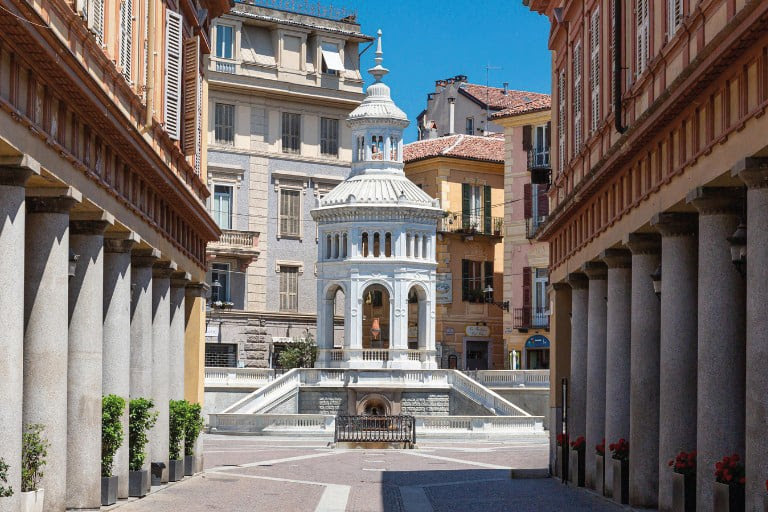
[
  {"xmin": 462, "ymin": 260, "xmax": 493, "ymax": 302},
  {"xmin": 214, "ymin": 103, "xmax": 234, "ymax": 145},
  {"xmin": 83, "ymin": 0, "xmax": 105, "ymax": 46},
  {"xmin": 118, "ymin": 0, "xmax": 133, "ymax": 82},
  {"xmin": 279, "ymin": 266, "xmax": 299, "ymax": 311},
  {"xmin": 205, "ymin": 343, "xmax": 237, "ymax": 367},
  {"xmin": 213, "ymin": 185, "xmax": 233, "ymax": 230},
  {"xmin": 356, "ymin": 136, "xmax": 365, "ymax": 161},
  {"xmin": 572, "ymin": 40, "xmax": 583, "ymax": 153},
  {"xmin": 589, "ymin": 8, "xmax": 600, "ymax": 133},
  {"xmin": 389, "ymin": 136, "xmax": 398, "ymax": 160},
  {"xmin": 282, "ymin": 35, "xmax": 302, "ymax": 69},
  {"xmin": 320, "ymin": 118, "xmax": 339, "ymax": 156},
  {"xmin": 282, "ymin": 112, "xmax": 300, "ymax": 154},
  {"xmin": 164, "ymin": 9, "xmax": 183, "ymax": 140},
  {"xmin": 279, "ymin": 188, "xmax": 301, "ymax": 237},
  {"xmin": 215, "ymin": 24, "xmax": 234, "ymax": 59},
  {"xmin": 370, "ymin": 135, "xmax": 383, "ymax": 160},
  {"xmin": 667, "ymin": 0, "xmax": 682, "ymax": 39},
  {"xmin": 211, "ymin": 262, "xmax": 230, "ymax": 302},
  {"xmin": 461, "ymin": 183, "xmax": 492, "ymax": 233},
  {"xmin": 465, "ymin": 117, "xmax": 474, "ymax": 135},
  {"xmin": 558, "ymin": 68, "xmax": 566, "ymax": 174},
  {"xmin": 534, "ymin": 124, "xmax": 550, "ymax": 166},
  {"xmin": 637, "ymin": 0, "xmax": 649, "ymax": 75},
  {"xmin": 533, "ymin": 268, "xmax": 549, "ymax": 326},
  {"xmin": 320, "ymin": 42, "xmax": 344, "ymax": 75}
]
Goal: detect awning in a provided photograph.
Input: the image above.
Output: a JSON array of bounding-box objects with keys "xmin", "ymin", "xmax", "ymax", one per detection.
[{"xmin": 321, "ymin": 43, "xmax": 344, "ymax": 72}]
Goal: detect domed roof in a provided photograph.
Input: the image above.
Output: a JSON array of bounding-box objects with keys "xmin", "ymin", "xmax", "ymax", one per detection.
[{"xmin": 319, "ymin": 172, "xmax": 438, "ymax": 208}]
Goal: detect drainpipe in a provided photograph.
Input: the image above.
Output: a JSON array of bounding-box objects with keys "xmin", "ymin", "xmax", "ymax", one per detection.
[
  {"xmin": 614, "ymin": 0, "xmax": 627, "ymax": 133},
  {"xmin": 448, "ymin": 97, "xmax": 456, "ymax": 135},
  {"xmin": 145, "ymin": 0, "xmax": 156, "ymax": 129}
]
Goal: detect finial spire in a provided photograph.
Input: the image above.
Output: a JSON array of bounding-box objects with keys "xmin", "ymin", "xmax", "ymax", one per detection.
[{"xmin": 368, "ymin": 28, "xmax": 389, "ymax": 82}]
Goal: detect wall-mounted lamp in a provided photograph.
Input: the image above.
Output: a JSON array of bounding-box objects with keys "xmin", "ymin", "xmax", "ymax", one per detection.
[
  {"xmin": 727, "ymin": 223, "xmax": 747, "ymax": 278},
  {"xmin": 483, "ymin": 286, "xmax": 509, "ymax": 312},
  {"xmin": 650, "ymin": 265, "xmax": 662, "ymax": 298}
]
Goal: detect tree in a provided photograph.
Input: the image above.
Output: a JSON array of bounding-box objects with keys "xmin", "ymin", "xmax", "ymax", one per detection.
[{"xmin": 277, "ymin": 332, "xmax": 317, "ymax": 369}]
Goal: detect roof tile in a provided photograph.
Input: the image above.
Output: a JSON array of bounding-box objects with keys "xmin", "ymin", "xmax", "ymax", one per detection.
[{"xmin": 404, "ymin": 134, "xmax": 505, "ymax": 164}]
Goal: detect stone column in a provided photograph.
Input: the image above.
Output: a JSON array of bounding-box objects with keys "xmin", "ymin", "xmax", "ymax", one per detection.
[
  {"xmin": 103, "ymin": 233, "xmax": 138, "ymax": 499},
  {"xmin": 600, "ymin": 249, "xmax": 632, "ymax": 498},
  {"xmin": 582, "ymin": 261, "xmax": 607, "ymax": 490},
  {"xmin": 651, "ymin": 212, "xmax": 698, "ymax": 512},
  {"xmin": 0, "ymin": 156, "xmax": 39, "ymax": 510},
  {"xmin": 548, "ymin": 282, "xmax": 571, "ymax": 474},
  {"xmin": 67, "ymin": 216, "xmax": 111, "ymax": 509},
  {"xmin": 688, "ymin": 187, "xmax": 746, "ymax": 512},
  {"xmin": 625, "ymin": 233, "xmax": 661, "ymax": 507},
  {"xmin": 566, "ymin": 272, "xmax": 589, "ymax": 440},
  {"xmin": 24, "ymin": 190, "xmax": 78, "ymax": 512},
  {"xmin": 184, "ymin": 283, "xmax": 208, "ymax": 405},
  {"xmin": 169, "ymin": 272, "xmax": 190, "ymax": 401},
  {"xmin": 130, "ymin": 248, "xmax": 159, "ymax": 482},
  {"xmin": 151, "ymin": 260, "xmax": 176, "ymax": 484}
]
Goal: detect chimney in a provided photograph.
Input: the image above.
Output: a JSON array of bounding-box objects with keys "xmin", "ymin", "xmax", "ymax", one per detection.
[
  {"xmin": 503, "ymin": 82, "xmax": 509, "ymax": 95},
  {"xmin": 448, "ymin": 97, "xmax": 456, "ymax": 135}
]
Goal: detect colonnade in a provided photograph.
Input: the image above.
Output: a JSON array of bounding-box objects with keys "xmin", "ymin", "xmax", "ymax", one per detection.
[
  {"xmin": 0, "ymin": 157, "xmax": 206, "ymax": 511},
  {"xmin": 559, "ymin": 159, "xmax": 768, "ymax": 511}
]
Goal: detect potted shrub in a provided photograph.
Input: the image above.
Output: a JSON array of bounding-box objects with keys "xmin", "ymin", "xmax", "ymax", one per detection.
[
  {"xmin": 713, "ymin": 454, "xmax": 745, "ymax": 512},
  {"xmin": 569, "ymin": 436, "xmax": 586, "ymax": 487},
  {"xmin": 0, "ymin": 457, "xmax": 13, "ymax": 503},
  {"xmin": 609, "ymin": 438, "xmax": 629, "ymax": 504},
  {"xmin": 594, "ymin": 438, "xmax": 605, "ymax": 494},
  {"xmin": 21, "ymin": 424, "xmax": 49, "ymax": 512},
  {"xmin": 183, "ymin": 401, "xmax": 205, "ymax": 476},
  {"xmin": 168, "ymin": 400, "xmax": 186, "ymax": 482},
  {"xmin": 669, "ymin": 450, "xmax": 696, "ymax": 512},
  {"xmin": 555, "ymin": 433, "xmax": 568, "ymax": 478},
  {"xmin": 101, "ymin": 394, "xmax": 125, "ymax": 506},
  {"xmin": 129, "ymin": 398, "xmax": 157, "ymax": 497}
]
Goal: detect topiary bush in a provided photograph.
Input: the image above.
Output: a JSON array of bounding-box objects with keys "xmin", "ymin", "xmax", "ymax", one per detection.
[
  {"xmin": 129, "ymin": 398, "xmax": 157, "ymax": 472},
  {"xmin": 21, "ymin": 424, "xmax": 49, "ymax": 492},
  {"xmin": 183, "ymin": 401, "xmax": 204, "ymax": 458},
  {"xmin": 102, "ymin": 394, "xmax": 126, "ymax": 478},
  {"xmin": 169, "ymin": 400, "xmax": 187, "ymax": 461},
  {"xmin": 0, "ymin": 457, "xmax": 12, "ymax": 497}
]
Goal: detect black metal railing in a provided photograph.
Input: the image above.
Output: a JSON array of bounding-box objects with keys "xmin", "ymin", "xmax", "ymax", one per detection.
[
  {"xmin": 512, "ymin": 307, "xmax": 550, "ymax": 330},
  {"xmin": 439, "ymin": 213, "xmax": 503, "ymax": 236},
  {"xmin": 527, "ymin": 148, "xmax": 551, "ymax": 170},
  {"xmin": 334, "ymin": 415, "xmax": 416, "ymax": 445},
  {"xmin": 525, "ymin": 216, "xmax": 548, "ymax": 239}
]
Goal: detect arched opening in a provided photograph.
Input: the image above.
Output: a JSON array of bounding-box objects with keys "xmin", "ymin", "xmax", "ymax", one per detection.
[
  {"xmin": 422, "ymin": 235, "xmax": 428, "ymax": 260},
  {"xmin": 385, "ymin": 233, "xmax": 392, "ymax": 257},
  {"xmin": 414, "ymin": 234, "xmax": 421, "ymax": 259},
  {"xmin": 324, "ymin": 284, "xmax": 346, "ymax": 349},
  {"xmin": 373, "ymin": 232, "xmax": 381, "ymax": 257},
  {"xmin": 333, "ymin": 234, "xmax": 340, "ymax": 259},
  {"xmin": 389, "ymin": 136, "xmax": 398, "ymax": 160},
  {"xmin": 407, "ymin": 284, "xmax": 428, "ymax": 350},
  {"xmin": 405, "ymin": 233, "xmax": 411, "ymax": 257},
  {"xmin": 342, "ymin": 233, "xmax": 348, "ymax": 258},
  {"xmin": 356, "ymin": 394, "xmax": 392, "ymax": 416},
  {"xmin": 361, "ymin": 232, "xmax": 369, "ymax": 257},
  {"xmin": 325, "ymin": 234, "xmax": 332, "ymax": 260},
  {"xmin": 362, "ymin": 284, "xmax": 390, "ymax": 349}
]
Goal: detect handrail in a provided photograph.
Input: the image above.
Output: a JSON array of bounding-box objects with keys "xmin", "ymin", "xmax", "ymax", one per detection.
[
  {"xmin": 472, "ymin": 370, "xmax": 550, "ymax": 388},
  {"xmin": 447, "ymin": 370, "xmax": 531, "ymax": 416},
  {"xmin": 221, "ymin": 368, "xmax": 301, "ymax": 414},
  {"xmin": 205, "ymin": 367, "xmax": 274, "ymax": 387}
]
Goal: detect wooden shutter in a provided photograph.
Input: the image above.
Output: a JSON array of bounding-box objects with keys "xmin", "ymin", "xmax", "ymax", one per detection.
[
  {"xmin": 558, "ymin": 69, "xmax": 566, "ymax": 174},
  {"xmin": 119, "ymin": 0, "xmax": 133, "ymax": 82},
  {"xmin": 523, "ymin": 183, "xmax": 532, "ymax": 219},
  {"xmin": 183, "ymin": 36, "xmax": 200, "ymax": 156},
  {"xmin": 537, "ymin": 185, "xmax": 549, "ymax": 217},
  {"xmin": 88, "ymin": 0, "xmax": 105, "ymax": 46},
  {"xmin": 522, "ymin": 266, "xmax": 532, "ymax": 325},
  {"xmin": 522, "ymin": 125, "xmax": 532, "ymax": 151},
  {"xmin": 461, "ymin": 183, "xmax": 470, "ymax": 230},
  {"xmin": 483, "ymin": 185, "xmax": 492, "ymax": 234},
  {"xmin": 590, "ymin": 8, "xmax": 600, "ymax": 133},
  {"xmin": 164, "ymin": 9, "xmax": 183, "ymax": 140},
  {"xmin": 573, "ymin": 40, "xmax": 582, "ymax": 152},
  {"xmin": 462, "ymin": 259, "xmax": 470, "ymax": 301},
  {"xmin": 545, "ymin": 121, "xmax": 551, "ymax": 149}
]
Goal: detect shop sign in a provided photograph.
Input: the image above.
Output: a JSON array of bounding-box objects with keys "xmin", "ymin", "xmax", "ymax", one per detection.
[
  {"xmin": 436, "ymin": 273, "xmax": 452, "ymax": 304},
  {"xmin": 465, "ymin": 325, "xmax": 490, "ymax": 337},
  {"xmin": 525, "ymin": 334, "xmax": 550, "ymax": 348},
  {"xmin": 205, "ymin": 324, "xmax": 219, "ymax": 337}
]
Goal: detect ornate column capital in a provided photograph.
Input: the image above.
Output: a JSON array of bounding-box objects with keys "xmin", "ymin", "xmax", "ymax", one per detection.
[
  {"xmin": 650, "ymin": 212, "xmax": 698, "ymax": 237},
  {"xmin": 566, "ymin": 272, "xmax": 589, "ymax": 290},
  {"xmin": 601, "ymin": 248, "xmax": 632, "ymax": 269},
  {"xmin": 624, "ymin": 233, "xmax": 661, "ymax": 255},
  {"xmin": 686, "ymin": 187, "xmax": 744, "ymax": 215},
  {"xmin": 581, "ymin": 261, "xmax": 608, "ymax": 280},
  {"xmin": 0, "ymin": 154, "xmax": 40, "ymax": 186},
  {"xmin": 732, "ymin": 157, "xmax": 768, "ymax": 189}
]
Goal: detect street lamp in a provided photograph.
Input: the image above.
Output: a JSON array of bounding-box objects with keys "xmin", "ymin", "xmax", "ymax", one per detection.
[
  {"xmin": 650, "ymin": 264, "xmax": 662, "ymax": 298},
  {"xmin": 483, "ymin": 286, "xmax": 509, "ymax": 312},
  {"xmin": 727, "ymin": 223, "xmax": 747, "ymax": 278}
]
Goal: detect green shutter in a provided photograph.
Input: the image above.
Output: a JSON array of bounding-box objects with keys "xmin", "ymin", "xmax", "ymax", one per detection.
[
  {"xmin": 462, "ymin": 259, "xmax": 470, "ymax": 301},
  {"xmin": 483, "ymin": 185, "xmax": 492, "ymax": 234},
  {"xmin": 461, "ymin": 183, "xmax": 470, "ymax": 230}
]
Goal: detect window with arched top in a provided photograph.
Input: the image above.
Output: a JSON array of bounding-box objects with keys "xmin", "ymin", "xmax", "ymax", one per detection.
[
  {"xmin": 373, "ymin": 232, "xmax": 381, "ymax": 257},
  {"xmin": 385, "ymin": 233, "xmax": 392, "ymax": 257},
  {"xmin": 405, "ymin": 233, "xmax": 411, "ymax": 257},
  {"xmin": 389, "ymin": 136, "xmax": 398, "ymax": 160},
  {"xmin": 362, "ymin": 232, "xmax": 369, "ymax": 257},
  {"xmin": 414, "ymin": 234, "xmax": 421, "ymax": 259},
  {"xmin": 422, "ymin": 235, "xmax": 428, "ymax": 259},
  {"xmin": 334, "ymin": 234, "xmax": 340, "ymax": 259},
  {"xmin": 371, "ymin": 135, "xmax": 384, "ymax": 160},
  {"xmin": 357, "ymin": 136, "xmax": 365, "ymax": 162},
  {"xmin": 325, "ymin": 234, "xmax": 332, "ymax": 260},
  {"xmin": 342, "ymin": 233, "xmax": 348, "ymax": 258}
]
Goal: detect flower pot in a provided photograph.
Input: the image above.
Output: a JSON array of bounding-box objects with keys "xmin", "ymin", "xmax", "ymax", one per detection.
[
  {"xmin": 19, "ymin": 489, "xmax": 44, "ymax": 512},
  {"xmin": 184, "ymin": 455, "xmax": 195, "ymax": 476},
  {"xmin": 594, "ymin": 454, "xmax": 605, "ymax": 495},
  {"xmin": 101, "ymin": 475, "xmax": 118, "ymax": 506},
  {"xmin": 569, "ymin": 448, "xmax": 585, "ymax": 487},
  {"xmin": 672, "ymin": 472, "xmax": 696, "ymax": 512},
  {"xmin": 612, "ymin": 458, "xmax": 629, "ymax": 504},
  {"xmin": 150, "ymin": 462, "xmax": 166, "ymax": 487},
  {"xmin": 169, "ymin": 460, "xmax": 184, "ymax": 482},
  {"xmin": 713, "ymin": 481, "xmax": 745, "ymax": 512},
  {"xmin": 128, "ymin": 469, "xmax": 148, "ymax": 497}
]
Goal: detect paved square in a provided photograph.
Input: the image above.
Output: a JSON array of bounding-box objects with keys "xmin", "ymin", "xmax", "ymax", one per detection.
[{"xmin": 112, "ymin": 434, "xmax": 627, "ymax": 511}]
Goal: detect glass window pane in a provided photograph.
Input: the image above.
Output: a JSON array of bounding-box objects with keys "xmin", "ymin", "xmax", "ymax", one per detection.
[
  {"xmin": 216, "ymin": 25, "xmax": 233, "ymax": 59},
  {"xmin": 213, "ymin": 185, "xmax": 232, "ymax": 230}
]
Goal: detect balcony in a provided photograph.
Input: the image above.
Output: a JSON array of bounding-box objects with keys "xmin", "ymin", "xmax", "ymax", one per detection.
[
  {"xmin": 527, "ymin": 149, "xmax": 551, "ymax": 186},
  {"xmin": 525, "ymin": 216, "xmax": 548, "ymax": 240},
  {"xmin": 208, "ymin": 229, "xmax": 260, "ymax": 259},
  {"xmin": 439, "ymin": 213, "xmax": 503, "ymax": 237},
  {"xmin": 512, "ymin": 307, "xmax": 549, "ymax": 331}
]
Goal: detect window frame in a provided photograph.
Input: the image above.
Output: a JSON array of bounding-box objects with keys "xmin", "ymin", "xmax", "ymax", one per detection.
[
  {"xmin": 278, "ymin": 185, "xmax": 302, "ymax": 238},
  {"xmin": 211, "ymin": 262, "xmax": 231, "ymax": 302},
  {"xmin": 320, "ymin": 117, "xmax": 339, "ymax": 157},
  {"xmin": 281, "ymin": 112, "xmax": 301, "ymax": 154},
  {"xmin": 465, "ymin": 117, "xmax": 475, "ymax": 135},
  {"xmin": 279, "ymin": 265, "xmax": 299, "ymax": 312},
  {"xmin": 214, "ymin": 102, "xmax": 235, "ymax": 145},
  {"xmin": 212, "ymin": 183, "xmax": 234, "ymax": 230},
  {"xmin": 215, "ymin": 24, "xmax": 235, "ymax": 60}
]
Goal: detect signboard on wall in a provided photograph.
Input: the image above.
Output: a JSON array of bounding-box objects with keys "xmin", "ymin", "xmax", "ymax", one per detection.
[
  {"xmin": 525, "ymin": 335, "xmax": 550, "ymax": 348},
  {"xmin": 205, "ymin": 324, "xmax": 219, "ymax": 338},
  {"xmin": 465, "ymin": 325, "xmax": 490, "ymax": 337},
  {"xmin": 436, "ymin": 273, "xmax": 452, "ymax": 304}
]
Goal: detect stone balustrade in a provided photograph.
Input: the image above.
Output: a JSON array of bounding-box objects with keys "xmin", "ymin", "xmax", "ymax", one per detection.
[{"xmin": 205, "ymin": 367, "xmax": 275, "ymax": 388}]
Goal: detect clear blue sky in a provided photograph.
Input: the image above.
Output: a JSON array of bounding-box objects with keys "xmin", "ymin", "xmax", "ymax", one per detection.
[{"xmin": 352, "ymin": 0, "xmax": 552, "ymax": 142}]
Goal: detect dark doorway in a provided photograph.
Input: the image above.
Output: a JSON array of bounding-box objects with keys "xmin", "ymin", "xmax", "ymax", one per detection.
[
  {"xmin": 526, "ymin": 348, "xmax": 550, "ymax": 369},
  {"xmin": 465, "ymin": 340, "xmax": 489, "ymax": 370}
]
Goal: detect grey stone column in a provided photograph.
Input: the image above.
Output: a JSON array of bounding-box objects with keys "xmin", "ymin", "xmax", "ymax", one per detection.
[
  {"xmin": 688, "ymin": 187, "xmax": 746, "ymax": 512},
  {"xmin": 651, "ymin": 212, "xmax": 698, "ymax": 512},
  {"xmin": 130, "ymin": 248, "xmax": 159, "ymax": 483},
  {"xmin": 0, "ymin": 156, "xmax": 39, "ymax": 511},
  {"xmin": 24, "ymin": 191, "xmax": 78, "ymax": 512},
  {"xmin": 169, "ymin": 272, "xmax": 190, "ymax": 401},
  {"xmin": 566, "ymin": 272, "xmax": 589, "ymax": 440},
  {"xmin": 151, "ymin": 260, "xmax": 176, "ymax": 484},
  {"xmin": 103, "ymin": 233, "xmax": 138, "ymax": 499},
  {"xmin": 66, "ymin": 217, "xmax": 111, "ymax": 509},
  {"xmin": 733, "ymin": 158, "xmax": 768, "ymax": 511},
  {"xmin": 601, "ymin": 249, "xmax": 632, "ymax": 498},
  {"xmin": 625, "ymin": 233, "xmax": 661, "ymax": 508},
  {"xmin": 582, "ymin": 261, "xmax": 607, "ymax": 490}
]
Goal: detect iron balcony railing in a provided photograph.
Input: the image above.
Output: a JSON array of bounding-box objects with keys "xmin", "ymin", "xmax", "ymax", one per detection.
[
  {"xmin": 334, "ymin": 415, "xmax": 416, "ymax": 445},
  {"xmin": 512, "ymin": 307, "xmax": 550, "ymax": 330},
  {"xmin": 439, "ymin": 213, "xmax": 503, "ymax": 236},
  {"xmin": 527, "ymin": 149, "xmax": 552, "ymax": 186},
  {"xmin": 525, "ymin": 216, "xmax": 548, "ymax": 239}
]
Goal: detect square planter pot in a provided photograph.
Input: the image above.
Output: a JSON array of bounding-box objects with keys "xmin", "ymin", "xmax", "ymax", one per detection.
[
  {"xmin": 713, "ymin": 481, "xmax": 745, "ymax": 512},
  {"xmin": 101, "ymin": 475, "xmax": 118, "ymax": 506},
  {"xmin": 569, "ymin": 448, "xmax": 585, "ymax": 487},
  {"xmin": 672, "ymin": 472, "xmax": 696, "ymax": 512},
  {"xmin": 169, "ymin": 460, "xmax": 184, "ymax": 482},
  {"xmin": 19, "ymin": 489, "xmax": 44, "ymax": 512},
  {"xmin": 594, "ymin": 454, "xmax": 605, "ymax": 495},
  {"xmin": 184, "ymin": 455, "xmax": 195, "ymax": 476},
  {"xmin": 129, "ymin": 469, "xmax": 148, "ymax": 497},
  {"xmin": 151, "ymin": 462, "xmax": 166, "ymax": 487},
  {"xmin": 612, "ymin": 458, "xmax": 629, "ymax": 505}
]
